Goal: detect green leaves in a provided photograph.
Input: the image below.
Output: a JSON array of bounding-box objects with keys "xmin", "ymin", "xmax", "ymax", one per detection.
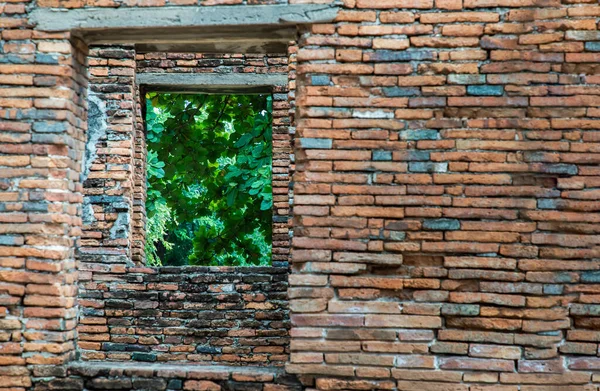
[
  {"xmin": 144, "ymin": 93, "xmax": 273, "ymax": 267},
  {"xmin": 147, "ymin": 150, "xmax": 165, "ymax": 179}
]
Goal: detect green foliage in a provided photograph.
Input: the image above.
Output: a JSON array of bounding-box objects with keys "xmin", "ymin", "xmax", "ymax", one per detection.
[
  {"xmin": 145, "ymin": 200, "xmax": 173, "ymax": 267},
  {"xmin": 145, "ymin": 93, "xmax": 273, "ymax": 266}
]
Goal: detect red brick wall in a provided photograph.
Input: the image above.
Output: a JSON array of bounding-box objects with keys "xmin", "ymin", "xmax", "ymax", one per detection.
[
  {"xmin": 289, "ymin": 2, "xmax": 600, "ymax": 390},
  {"xmin": 1, "ymin": 1, "xmax": 600, "ymax": 390},
  {"xmin": 82, "ymin": 45, "xmax": 137, "ymax": 266},
  {"xmin": 0, "ymin": 33, "xmax": 88, "ymax": 388}
]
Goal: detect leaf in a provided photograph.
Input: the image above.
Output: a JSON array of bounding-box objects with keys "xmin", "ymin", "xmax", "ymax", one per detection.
[
  {"xmin": 226, "ymin": 188, "xmax": 238, "ymax": 206},
  {"xmin": 234, "ymin": 133, "xmax": 253, "ymax": 148},
  {"xmin": 260, "ymin": 198, "xmax": 271, "ymax": 211}
]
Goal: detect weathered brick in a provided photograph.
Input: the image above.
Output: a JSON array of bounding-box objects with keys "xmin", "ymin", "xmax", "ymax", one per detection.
[
  {"xmin": 440, "ymin": 357, "xmax": 515, "ymax": 372},
  {"xmin": 5, "ymin": 2, "xmax": 600, "ymax": 390}
]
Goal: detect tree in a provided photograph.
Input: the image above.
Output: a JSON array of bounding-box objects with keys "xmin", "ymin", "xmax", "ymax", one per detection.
[{"xmin": 145, "ymin": 93, "xmax": 273, "ymax": 266}]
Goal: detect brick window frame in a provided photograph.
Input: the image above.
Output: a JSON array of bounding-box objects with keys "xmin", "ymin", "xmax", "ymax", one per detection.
[
  {"xmin": 132, "ymin": 53, "xmax": 294, "ymax": 267},
  {"xmin": 77, "ymin": 50, "xmax": 296, "ymax": 364}
]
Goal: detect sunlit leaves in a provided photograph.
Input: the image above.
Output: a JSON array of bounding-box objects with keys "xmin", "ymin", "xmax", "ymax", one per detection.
[{"xmin": 147, "ymin": 150, "xmax": 165, "ymax": 179}]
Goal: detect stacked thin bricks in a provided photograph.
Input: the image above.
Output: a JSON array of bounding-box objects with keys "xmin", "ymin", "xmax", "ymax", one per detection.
[
  {"xmin": 75, "ymin": 52, "xmax": 294, "ymax": 367},
  {"xmin": 135, "ymin": 53, "xmax": 288, "ymax": 75},
  {"xmin": 77, "ymin": 44, "xmax": 140, "ymax": 374},
  {"xmin": 132, "ymin": 68, "xmax": 146, "ymax": 264},
  {"xmin": 81, "ymin": 45, "xmax": 137, "ymax": 268},
  {"xmin": 66, "ymin": 362, "xmax": 302, "ymax": 391},
  {"xmin": 135, "ymin": 53, "xmax": 293, "ymax": 265},
  {"xmin": 29, "ymin": 362, "xmax": 303, "ymax": 391},
  {"xmin": 290, "ymin": 1, "xmax": 600, "ymax": 391},
  {"xmin": 77, "ymin": 266, "xmax": 290, "ymax": 365},
  {"xmin": 0, "ymin": 0, "xmax": 89, "ymax": 388}
]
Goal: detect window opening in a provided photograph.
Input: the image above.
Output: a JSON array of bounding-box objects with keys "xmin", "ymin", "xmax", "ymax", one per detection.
[{"xmin": 144, "ymin": 93, "xmax": 273, "ymax": 267}]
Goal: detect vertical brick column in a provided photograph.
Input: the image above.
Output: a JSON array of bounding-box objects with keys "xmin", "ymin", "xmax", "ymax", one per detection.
[
  {"xmin": 273, "ymin": 68, "xmax": 293, "ymax": 265},
  {"xmin": 0, "ymin": 3, "xmax": 88, "ymax": 386},
  {"xmin": 77, "ymin": 45, "xmax": 139, "ymax": 361},
  {"xmin": 132, "ymin": 77, "xmax": 146, "ymax": 264},
  {"xmin": 79, "ymin": 45, "xmax": 137, "ymax": 267}
]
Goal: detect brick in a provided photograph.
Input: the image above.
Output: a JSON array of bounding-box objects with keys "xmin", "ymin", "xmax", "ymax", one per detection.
[
  {"xmin": 436, "ymin": 0, "xmax": 463, "ymax": 10},
  {"xmin": 373, "ymin": 38, "xmax": 410, "ymax": 50},
  {"xmin": 467, "ymin": 85, "xmax": 504, "ymax": 96},
  {"xmin": 469, "ymin": 344, "xmax": 522, "ymax": 359},
  {"xmin": 365, "ymin": 50, "xmax": 436, "ymax": 63},
  {"xmin": 446, "ymin": 317, "xmax": 522, "ymax": 331},
  {"xmin": 397, "ymin": 381, "xmax": 468, "ymax": 391},
  {"xmin": 430, "ymin": 341, "xmax": 468, "ymax": 354},
  {"xmin": 379, "ymin": 12, "xmax": 415, "ymax": 23},
  {"xmin": 365, "ymin": 315, "xmax": 442, "ymax": 328},
  {"xmin": 499, "ymin": 373, "xmax": 591, "ymax": 384},
  {"xmin": 585, "ymin": 42, "xmax": 600, "ymax": 52},
  {"xmin": 374, "ymin": 63, "xmax": 413, "ymax": 75},
  {"xmin": 421, "ymin": 12, "xmax": 499, "ymax": 23},
  {"xmin": 440, "ymin": 357, "xmax": 515, "ymax": 371},
  {"xmin": 356, "ymin": 0, "xmax": 433, "ymax": 8},
  {"xmin": 400, "ymin": 130, "xmax": 439, "ymax": 141},
  {"xmin": 317, "ymin": 378, "xmax": 395, "ymax": 390},
  {"xmin": 450, "ymin": 292, "xmax": 525, "ymax": 307},
  {"xmin": 441, "ymin": 304, "xmax": 479, "ymax": 316},
  {"xmin": 299, "ymin": 138, "xmax": 332, "ymax": 149},
  {"xmin": 422, "ymin": 219, "xmax": 460, "ymax": 231},
  {"xmin": 184, "ymin": 380, "xmax": 221, "ymax": 391}
]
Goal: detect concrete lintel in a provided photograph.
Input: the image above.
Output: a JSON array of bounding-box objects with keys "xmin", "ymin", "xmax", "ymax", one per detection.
[
  {"xmin": 137, "ymin": 72, "xmax": 288, "ymax": 94},
  {"xmin": 30, "ymin": 4, "xmax": 339, "ymax": 32}
]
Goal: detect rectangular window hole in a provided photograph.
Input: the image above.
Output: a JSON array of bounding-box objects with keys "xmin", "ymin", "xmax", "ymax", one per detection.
[{"xmin": 144, "ymin": 93, "xmax": 273, "ymax": 267}]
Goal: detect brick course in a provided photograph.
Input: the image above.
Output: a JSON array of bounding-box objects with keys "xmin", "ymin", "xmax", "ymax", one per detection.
[
  {"xmin": 83, "ymin": 45, "xmax": 137, "ymax": 266},
  {"xmin": 52, "ymin": 362, "xmax": 303, "ymax": 391},
  {"xmin": 78, "ymin": 266, "xmax": 290, "ymax": 365}
]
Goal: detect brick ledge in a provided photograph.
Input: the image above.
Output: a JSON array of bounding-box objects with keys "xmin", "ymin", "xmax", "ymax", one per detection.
[{"xmin": 69, "ymin": 361, "xmax": 286, "ymax": 379}]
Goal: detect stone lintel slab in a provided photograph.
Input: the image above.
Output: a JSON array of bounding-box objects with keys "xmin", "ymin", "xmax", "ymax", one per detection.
[
  {"xmin": 137, "ymin": 72, "xmax": 288, "ymax": 94},
  {"xmin": 30, "ymin": 4, "xmax": 339, "ymax": 32}
]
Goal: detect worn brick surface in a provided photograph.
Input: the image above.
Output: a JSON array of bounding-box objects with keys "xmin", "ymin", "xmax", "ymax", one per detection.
[
  {"xmin": 48, "ymin": 362, "xmax": 302, "ymax": 391},
  {"xmin": 289, "ymin": 1, "xmax": 600, "ymax": 390},
  {"xmin": 77, "ymin": 266, "xmax": 290, "ymax": 365},
  {"xmin": 1, "ymin": 0, "xmax": 600, "ymax": 390},
  {"xmin": 75, "ymin": 51, "xmax": 294, "ymax": 368},
  {"xmin": 82, "ymin": 45, "xmax": 137, "ymax": 268},
  {"xmin": 0, "ymin": 0, "xmax": 88, "ymax": 387}
]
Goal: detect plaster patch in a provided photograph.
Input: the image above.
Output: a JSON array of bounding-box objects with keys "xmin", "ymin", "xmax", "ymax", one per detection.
[
  {"xmin": 110, "ymin": 212, "xmax": 130, "ymax": 240},
  {"xmin": 82, "ymin": 198, "xmax": 96, "ymax": 225},
  {"xmin": 83, "ymin": 90, "xmax": 107, "ymax": 182}
]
